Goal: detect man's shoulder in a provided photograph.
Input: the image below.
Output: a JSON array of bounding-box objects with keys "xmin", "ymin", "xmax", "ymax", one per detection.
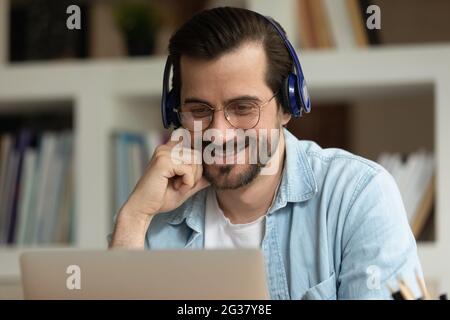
[
  {"xmin": 294, "ymin": 138, "xmax": 402, "ymax": 221},
  {"xmin": 300, "ymin": 139, "xmax": 380, "ymax": 172},
  {"xmin": 297, "ymin": 139, "xmax": 386, "ymax": 187},
  {"xmin": 287, "ymin": 136, "xmax": 401, "ymax": 212}
]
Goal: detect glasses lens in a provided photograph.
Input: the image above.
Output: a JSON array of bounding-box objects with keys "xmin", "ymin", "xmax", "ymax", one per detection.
[
  {"xmin": 179, "ymin": 103, "xmax": 212, "ymax": 131},
  {"xmin": 225, "ymin": 101, "xmax": 260, "ymax": 129}
]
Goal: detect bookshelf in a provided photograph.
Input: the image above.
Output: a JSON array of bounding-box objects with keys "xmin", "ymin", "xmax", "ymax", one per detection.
[{"xmin": 1, "ymin": 0, "xmax": 450, "ymax": 298}]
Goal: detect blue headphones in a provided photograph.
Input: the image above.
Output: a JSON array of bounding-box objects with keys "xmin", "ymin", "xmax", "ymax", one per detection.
[{"xmin": 161, "ymin": 14, "xmax": 311, "ymax": 129}]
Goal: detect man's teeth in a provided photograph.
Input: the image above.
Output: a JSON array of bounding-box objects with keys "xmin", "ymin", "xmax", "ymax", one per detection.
[
  {"xmin": 215, "ymin": 147, "xmax": 235, "ymax": 157},
  {"xmin": 214, "ymin": 144, "xmax": 246, "ymax": 157}
]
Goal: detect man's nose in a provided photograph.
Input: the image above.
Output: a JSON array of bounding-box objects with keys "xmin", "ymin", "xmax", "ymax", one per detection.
[{"xmin": 208, "ymin": 109, "xmax": 232, "ymax": 133}]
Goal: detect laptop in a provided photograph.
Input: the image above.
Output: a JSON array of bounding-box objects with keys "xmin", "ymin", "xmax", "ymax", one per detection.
[{"xmin": 20, "ymin": 248, "xmax": 269, "ymax": 300}]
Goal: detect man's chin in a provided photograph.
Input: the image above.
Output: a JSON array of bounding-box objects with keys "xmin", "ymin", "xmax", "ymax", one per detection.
[{"xmin": 203, "ymin": 163, "xmax": 261, "ymax": 190}]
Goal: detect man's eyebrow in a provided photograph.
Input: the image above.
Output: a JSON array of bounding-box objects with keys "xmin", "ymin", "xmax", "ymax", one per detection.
[
  {"xmin": 183, "ymin": 95, "xmax": 262, "ymax": 106},
  {"xmin": 225, "ymin": 95, "xmax": 262, "ymax": 104},
  {"xmin": 184, "ymin": 97, "xmax": 212, "ymax": 105}
]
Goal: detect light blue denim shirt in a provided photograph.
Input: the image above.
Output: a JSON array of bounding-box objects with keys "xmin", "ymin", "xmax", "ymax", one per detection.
[{"xmin": 145, "ymin": 128, "xmax": 423, "ymax": 299}]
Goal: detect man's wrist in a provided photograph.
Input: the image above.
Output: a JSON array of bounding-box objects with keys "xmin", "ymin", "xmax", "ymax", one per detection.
[
  {"xmin": 110, "ymin": 206, "xmax": 154, "ymax": 249},
  {"xmin": 118, "ymin": 206, "xmax": 154, "ymax": 226}
]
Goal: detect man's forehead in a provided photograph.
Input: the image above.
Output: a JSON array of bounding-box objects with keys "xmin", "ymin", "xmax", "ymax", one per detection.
[{"xmin": 180, "ymin": 42, "xmax": 269, "ymax": 98}]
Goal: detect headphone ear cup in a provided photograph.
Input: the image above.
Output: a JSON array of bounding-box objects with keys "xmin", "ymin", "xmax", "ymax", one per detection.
[
  {"xmin": 166, "ymin": 89, "xmax": 180, "ymax": 127},
  {"xmin": 286, "ymin": 74, "xmax": 301, "ymax": 117},
  {"xmin": 281, "ymin": 77, "xmax": 291, "ymax": 114}
]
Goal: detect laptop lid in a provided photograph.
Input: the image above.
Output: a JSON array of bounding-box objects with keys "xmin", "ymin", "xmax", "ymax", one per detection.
[{"xmin": 20, "ymin": 249, "xmax": 269, "ymax": 300}]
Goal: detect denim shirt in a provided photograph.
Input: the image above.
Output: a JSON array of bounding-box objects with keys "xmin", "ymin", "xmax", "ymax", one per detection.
[{"xmin": 145, "ymin": 128, "xmax": 423, "ymax": 299}]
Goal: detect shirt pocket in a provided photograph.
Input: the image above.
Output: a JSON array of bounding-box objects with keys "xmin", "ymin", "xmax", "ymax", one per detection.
[{"xmin": 301, "ymin": 272, "xmax": 337, "ymax": 300}]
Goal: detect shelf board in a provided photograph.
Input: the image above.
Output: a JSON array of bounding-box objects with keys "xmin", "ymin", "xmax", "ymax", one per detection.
[
  {"xmin": 0, "ymin": 44, "xmax": 449, "ymax": 102},
  {"xmin": 0, "ymin": 245, "xmax": 76, "ymax": 281}
]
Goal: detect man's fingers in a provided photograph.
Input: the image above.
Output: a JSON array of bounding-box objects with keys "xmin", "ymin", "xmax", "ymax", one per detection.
[
  {"xmin": 188, "ymin": 176, "xmax": 210, "ymax": 194},
  {"xmin": 179, "ymin": 176, "xmax": 210, "ymax": 195},
  {"xmin": 170, "ymin": 146, "xmax": 202, "ymax": 166},
  {"xmin": 172, "ymin": 164, "xmax": 195, "ymax": 189}
]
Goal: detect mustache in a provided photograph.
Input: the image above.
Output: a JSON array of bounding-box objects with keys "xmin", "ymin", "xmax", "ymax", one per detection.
[{"xmin": 201, "ymin": 136, "xmax": 251, "ymax": 153}]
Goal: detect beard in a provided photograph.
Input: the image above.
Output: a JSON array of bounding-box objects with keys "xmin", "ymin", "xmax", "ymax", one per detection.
[
  {"xmin": 203, "ymin": 163, "xmax": 262, "ymax": 190},
  {"xmin": 201, "ymin": 131, "xmax": 279, "ymax": 190}
]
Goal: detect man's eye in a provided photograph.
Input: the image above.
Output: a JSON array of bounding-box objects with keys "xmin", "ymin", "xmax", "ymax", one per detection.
[
  {"xmin": 229, "ymin": 103, "xmax": 257, "ymax": 115},
  {"xmin": 190, "ymin": 107, "xmax": 210, "ymax": 116}
]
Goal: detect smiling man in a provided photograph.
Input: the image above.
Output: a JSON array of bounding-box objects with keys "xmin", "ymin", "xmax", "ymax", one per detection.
[{"xmin": 110, "ymin": 7, "xmax": 423, "ymax": 299}]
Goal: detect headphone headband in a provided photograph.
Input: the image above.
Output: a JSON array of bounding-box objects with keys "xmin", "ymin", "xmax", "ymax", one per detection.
[{"xmin": 261, "ymin": 16, "xmax": 311, "ymax": 115}]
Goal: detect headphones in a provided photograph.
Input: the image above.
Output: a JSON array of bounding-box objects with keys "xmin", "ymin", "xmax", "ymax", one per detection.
[{"xmin": 161, "ymin": 13, "xmax": 311, "ymax": 129}]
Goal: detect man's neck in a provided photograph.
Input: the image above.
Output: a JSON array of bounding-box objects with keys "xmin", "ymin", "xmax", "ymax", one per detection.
[{"xmin": 215, "ymin": 131, "xmax": 286, "ymax": 224}]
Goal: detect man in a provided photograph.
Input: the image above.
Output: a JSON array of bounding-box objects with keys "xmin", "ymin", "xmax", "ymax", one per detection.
[{"xmin": 110, "ymin": 7, "xmax": 423, "ymax": 299}]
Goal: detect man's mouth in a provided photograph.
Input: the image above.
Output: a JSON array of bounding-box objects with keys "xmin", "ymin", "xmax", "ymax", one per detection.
[{"xmin": 203, "ymin": 137, "xmax": 250, "ymax": 159}]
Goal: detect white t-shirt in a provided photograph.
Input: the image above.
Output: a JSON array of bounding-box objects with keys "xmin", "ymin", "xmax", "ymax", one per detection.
[{"xmin": 204, "ymin": 188, "xmax": 266, "ymax": 249}]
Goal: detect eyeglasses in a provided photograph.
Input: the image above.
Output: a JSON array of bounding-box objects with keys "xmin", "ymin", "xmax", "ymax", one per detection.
[{"xmin": 175, "ymin": 92, "xmax": 278, "ymax": 131}]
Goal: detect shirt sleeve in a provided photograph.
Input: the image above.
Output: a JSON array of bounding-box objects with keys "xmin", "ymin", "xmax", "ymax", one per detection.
[{"xmin": 337, "ymin": 168, "xmax": 424, "ymax": 299}]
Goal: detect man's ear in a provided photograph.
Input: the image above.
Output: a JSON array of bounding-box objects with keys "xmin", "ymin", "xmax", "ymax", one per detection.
[{"xmin": 279, "ymin": 109, "xmax": 291, "ymax": 126}]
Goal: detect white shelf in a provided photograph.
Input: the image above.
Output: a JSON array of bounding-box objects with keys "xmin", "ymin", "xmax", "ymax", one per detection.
[
  {"xmin": 0, "ymin": 246, "xmax": 74, "ymax": 282},
  {"xmin": 1, "ymin": 0, "xmax": 450, "ymax": 295},
  {"xmin": 1, "ymin": 44, "xmax": 448, "ymax": 98}
]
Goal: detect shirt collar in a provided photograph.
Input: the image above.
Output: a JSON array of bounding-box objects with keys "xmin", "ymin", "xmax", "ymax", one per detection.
[
  {"xmin": 164, "ymin": 127, "xmax": 318, "ymax": 230},
  {"xmin": 269, "ymin": 128, "xmax": 318, "ymax": 213}
]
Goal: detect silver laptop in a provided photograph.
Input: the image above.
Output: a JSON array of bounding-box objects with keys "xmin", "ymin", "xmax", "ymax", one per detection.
[{"xmin": 20, "ymin": 249, "xmax": 269, "ymax": 300}]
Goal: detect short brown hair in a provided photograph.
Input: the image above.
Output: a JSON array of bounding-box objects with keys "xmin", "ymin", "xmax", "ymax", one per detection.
[{"xmin": 168, "ymin": 7, "xmax": 293, "ymax": 111}]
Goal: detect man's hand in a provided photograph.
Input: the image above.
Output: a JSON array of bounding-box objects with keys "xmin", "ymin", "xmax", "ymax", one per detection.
[{"xmin": 110, "ymin": 137, "xmax": 209, "ymax": 248}]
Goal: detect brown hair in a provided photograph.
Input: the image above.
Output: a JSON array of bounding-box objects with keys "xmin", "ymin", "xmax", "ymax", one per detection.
[{"xmin": 168, "ymin": 7, "xmax": 293, "ymax": 111}]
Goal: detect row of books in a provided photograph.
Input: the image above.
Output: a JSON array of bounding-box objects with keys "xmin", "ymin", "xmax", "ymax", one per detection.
[
  {"xmin": 297, "ymin": 0, "xmax": 377, "ymax": 49},
  {"xmin": 0, "ymin": 131, "xmax": 74, "ymax": 245},
  {"xmin": 113, "ymin": 130, "xmax": 166, "ymax": 214},
  {"xmin": 377, "ymin": 150, "xmax": 435, "ymax": 237},
  {"xmin": 297, "ymin": 0, "xmax": 450, "ymax": 49}
]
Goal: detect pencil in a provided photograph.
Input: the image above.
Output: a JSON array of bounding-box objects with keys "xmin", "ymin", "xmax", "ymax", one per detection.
[
  {"xmin": 387, "ymin": 283, "xmax": 402, "ymax": 300},
  {"xmin": 415, "ymin": 271, "xmax": 431, "ymax": 300},
  {"xmin": 398, "ymin": 279, "xmax": 415, "ymax": 300}
]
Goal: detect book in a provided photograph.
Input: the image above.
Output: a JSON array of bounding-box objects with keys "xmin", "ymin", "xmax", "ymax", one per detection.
[
  {"xmin": 113, "ymin": 130, "xmax": 163, "ymax": 215},
  {"xmin": 2, "ymin": 151, "xmax": 19, "ymax": 244},
  {"xmin": 53, "ymin": 153, "xmax": 74, "ymax": 244},
  {"xmin": 38, "ymin": 132, "xmax": 72, "ymax": 243},
  {"xmin": 346, "ymin": 0, "xmax": 369, "ymax": 47},
  {"xmin": 0, "ymin": 135, "xmax": 13, "ymax": 243},
  {"xmin": 412, "ymin": 174, "xmax": 435, "ymax": 237},
  {"xmin": 323, "ymin": 0, "xmax": 358, "ymax": 49},
  {"xmin": 32, "ymin": 133, "xmax": 57, "ymax": 244},
  {"xmin": 3, "ymin": 131, "xmax": 75, "ymax": 245},
  {"xmin": 15, "ymin": 148, "xmax": 37, "ymax": 245},
  {"xmin": 309, "ymin": 0, "xmax": 334, "ymax": 48},
  {"xmin": 377, "ymin": 151, "xmax": 435, "ymax": 238},
  {"xmin": 6, "ymin": 130, "xmax": 34, "ymax": 244},
  {"xmin": 297, "ymin": 0, "xmax": 316, "ymax": 49}
]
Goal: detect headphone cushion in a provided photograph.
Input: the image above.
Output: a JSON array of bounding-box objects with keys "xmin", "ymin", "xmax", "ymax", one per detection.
[
  {"xmin": 286, "ymin": 74, "xmax": 301, "ymax": 117},
  {"xmin": 281, "ymin": 76, "xmax": 291, "ymax": 114},
  {"xmin": 166, "ymin": 89, "xmax": 180, "ymax": 127}
]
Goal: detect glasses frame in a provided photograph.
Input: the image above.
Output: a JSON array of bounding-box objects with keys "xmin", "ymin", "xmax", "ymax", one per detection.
[{"xmin": 174, "ymin": 91, "xmax": 279, "ymax": 131}]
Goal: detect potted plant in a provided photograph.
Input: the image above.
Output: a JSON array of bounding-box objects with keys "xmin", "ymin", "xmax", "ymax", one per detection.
[{"xmin": 114, "ymin": 1, "xmax": 161, "ymax": 56}]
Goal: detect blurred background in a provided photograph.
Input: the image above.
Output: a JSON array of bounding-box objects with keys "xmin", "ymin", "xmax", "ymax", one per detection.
[{"xmin": 0, "ymin": 0, "xmax": 449, "ymax": 299}]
